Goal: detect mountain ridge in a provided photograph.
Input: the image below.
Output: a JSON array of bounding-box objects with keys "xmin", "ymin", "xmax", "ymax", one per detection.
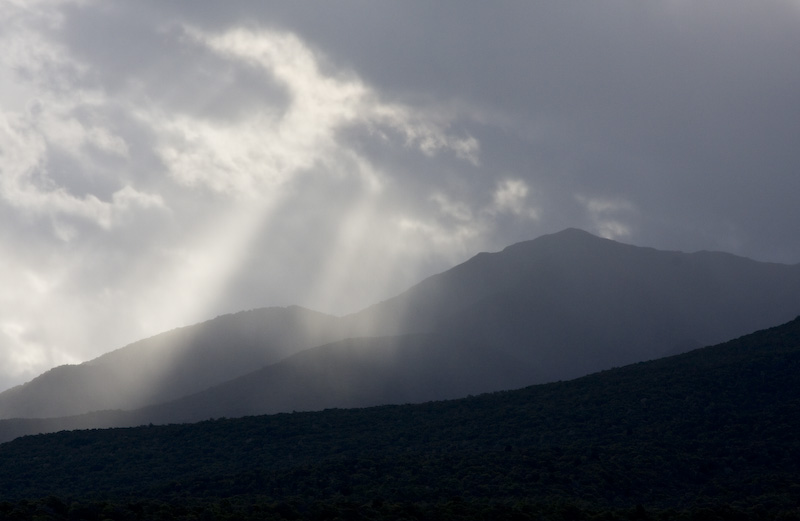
[
  {"xmin": 2, "ymin": 228, "xmax": 800, "ymax": 441},
  {"xmin": 0, "ymin": 305, "xmax": 350, "ymax": 419}
]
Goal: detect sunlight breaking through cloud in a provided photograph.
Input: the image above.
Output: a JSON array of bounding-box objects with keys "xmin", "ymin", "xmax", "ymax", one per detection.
[
  {"xmin": 0, "ymin": 16, "xmax": 488, "ymax": 388},
  {"xmin": 160, "ymin": 26, "xmax": 480, "ymax": 196},
  {"xmin": 4, "ymin": 1, "xmax": 796, "ymax": 392},
  {"xmin": 142, "ymin": 25, "xmax": 488, "ymax": 317}
]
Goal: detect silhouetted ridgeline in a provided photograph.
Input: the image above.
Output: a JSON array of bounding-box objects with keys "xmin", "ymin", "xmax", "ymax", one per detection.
[
  {"xmin": 2, "ymin": 228, "xmax": 800, "ymax": 444},
  {"xmin": 0, "ymin": 317, "xmax": 798, "ymax": 520}
]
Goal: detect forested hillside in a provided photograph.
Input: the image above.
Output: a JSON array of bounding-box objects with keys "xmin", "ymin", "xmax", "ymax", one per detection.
[{"xmin": 0, "ymin": 317, "xmax": 798, "ymax": 520}]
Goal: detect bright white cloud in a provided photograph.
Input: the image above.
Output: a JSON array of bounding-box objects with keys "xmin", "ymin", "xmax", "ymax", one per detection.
[
  {"xmin": 490, "ymin": 178, "xmax": 540, "ymax": 219},
  {"xmin": 393, "ymin": 178, "xmax": 539, "ymax": 257},
  {"xmin": 152, "ymin": 26, "xmax": 480, "ymax": 197}
]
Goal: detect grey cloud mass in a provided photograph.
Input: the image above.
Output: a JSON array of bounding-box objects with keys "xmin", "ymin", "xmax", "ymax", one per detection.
[{"xmin": 1, "ymin": 0, "xmax": 799, "ymax": 391}]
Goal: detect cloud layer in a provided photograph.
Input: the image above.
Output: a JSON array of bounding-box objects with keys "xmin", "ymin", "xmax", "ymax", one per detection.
[{"xmin": 1, "ymin": 1, "xmax": 799, "ymax": 390}]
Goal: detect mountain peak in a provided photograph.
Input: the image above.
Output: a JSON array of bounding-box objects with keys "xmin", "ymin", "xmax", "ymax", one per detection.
[
  {"xmin": 550, "ymin": 227, "xmax": 597, "ymax": 238},
  {"xmin": 504, "ymin": 227, "xmax": 602, "ymax": 248},
  {"xmin": 498, "ymin": 228, "xmax": 615, "ymax": 258}
]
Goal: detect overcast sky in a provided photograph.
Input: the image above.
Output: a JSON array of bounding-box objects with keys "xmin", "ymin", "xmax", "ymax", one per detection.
[{"xmin": 1, "ymin": 1, "xmax": 799, "ymax": 391}]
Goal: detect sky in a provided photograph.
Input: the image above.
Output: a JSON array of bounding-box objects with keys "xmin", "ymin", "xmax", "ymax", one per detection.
[{"xmin": 1, "ymin": 1, "xmax": 800, "ymax": 392}]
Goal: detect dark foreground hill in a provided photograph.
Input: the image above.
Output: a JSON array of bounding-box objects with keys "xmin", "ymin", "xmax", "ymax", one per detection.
[{"xmin": 0, "ymin": 317, "xmax": 798, "ymax": 520}]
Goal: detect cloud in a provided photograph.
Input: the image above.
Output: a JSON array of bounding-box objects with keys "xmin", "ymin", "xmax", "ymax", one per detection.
[
  {"xmin": 1, "ymin": 1, "xmax": 800, "ymax": 391},
  {"xmin": 490, "ymin": 179, "xmax": 539, "ymax": 220},
  {"xmin": 147, "ymin": 26, "xmax": 480, "ymax": 197},
  {"xmin": 0, "ymin": 1, "xmax": 163, "ymax": 236},
  {"xmin": 393, "ymin": 178, "xmax": 540, "ymax": 255},
  {"xmin": 0, "ymin": 108, "xmax": 164, "ymax": 232},
  {"xmin": 576, "ymin": 195, "xmax": 636, "ymax": 240},
  {"xmin": 0, "ymin": 10, "xmax": 495, "ymax": 389}
]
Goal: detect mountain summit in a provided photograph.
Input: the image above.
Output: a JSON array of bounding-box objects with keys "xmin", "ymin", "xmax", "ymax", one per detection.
[
  {"xmin": 2, "ymin": 229, "xmax": 800, "ymax": 439},
  {"xmin": 348, "ymin": 227, "xmax": 800, "ymax": 371}
]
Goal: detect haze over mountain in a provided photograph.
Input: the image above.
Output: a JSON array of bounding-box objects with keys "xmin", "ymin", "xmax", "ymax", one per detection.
[
  {"xmin": 0, "ymin": 307, "xmax": 349, "ymax": 419},
  {"xmin": 1, "ymin": 229, "xmax": 799, "ymax": 442},
  {"xmin": 127, "ymin": 228, "xmax": 800, "ymax": 423}
]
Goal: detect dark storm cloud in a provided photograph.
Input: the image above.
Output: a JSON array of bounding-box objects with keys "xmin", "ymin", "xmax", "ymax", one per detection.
[
  {"xmin": 58, "ymin": 3, "xmax": 290, "ymax": 121},
  {"xmin": 251, "ymin": 1, "xmax": 800, "ymax": 259},
  {"xmin": 165, "ymin": 0, "xmax": 798, "ymax": 260},
  {"xmin": 55, "ymin": 1, "xmax": 800, "ymax": 259}
]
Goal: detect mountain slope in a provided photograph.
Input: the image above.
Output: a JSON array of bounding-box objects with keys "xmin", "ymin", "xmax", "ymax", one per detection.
[
  {"xmin": 0, "ymin": 306, "xmax": 349, "ymax": 419},
  {"xmin": 124, "ymin": 332, "xmax": 536, "ymax": 424},
  {"xmin": 0, "ymin": 317, "xmax": 798, "ymax": 519},
  {"xmin": 347, "ymin": 227, "xmax": 800, "ymax": 377},
  {"xmin": 2, "ymin": 228, "xmax": 800, "ymax": 434}
]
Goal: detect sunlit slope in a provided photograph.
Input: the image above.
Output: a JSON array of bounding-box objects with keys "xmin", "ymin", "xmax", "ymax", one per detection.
[
  {"xmin": 0, "ymin": 306, "xmax": 348, "ymax": 419},
  {"xmin": 132, "ymin": 225, "xmax": 800, "ymax": 418},
  {"xmin": 115, "ymin": 333, "xmax": 538, "ymax": 424}
]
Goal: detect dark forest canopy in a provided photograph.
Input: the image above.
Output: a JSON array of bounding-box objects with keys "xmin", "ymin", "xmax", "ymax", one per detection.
[{"xmin": 0, "ymin": 317, "xmax": 799, "ymax": 520}]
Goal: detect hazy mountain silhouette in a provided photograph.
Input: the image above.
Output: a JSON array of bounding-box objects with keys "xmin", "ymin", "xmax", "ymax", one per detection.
[
  {"xmin": 117, "ymin": 332, "xmax": 535, "ymax": 425},
  {"xmin": 1, "ymin": 228, "xmax": 800, "ymax": 440},
  {"xmin": 346, "ymin": 228, "xmax": 800, "ymax": 378},
  {"xmin": 0, "ymin": 306, "xmax": 348, "ymax": 419},
  {"xmin": 113, "ymin": 225, "xmax": 800, "ymax": 422}
]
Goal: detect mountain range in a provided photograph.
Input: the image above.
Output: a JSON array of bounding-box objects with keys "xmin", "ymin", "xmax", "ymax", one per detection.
[{"xmin": 1, "ymin": 228, "xmax": 799, "ymax": 442}]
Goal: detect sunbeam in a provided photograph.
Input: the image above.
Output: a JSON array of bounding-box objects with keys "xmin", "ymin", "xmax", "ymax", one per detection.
[{"xmin": 3, "ymin": 1, "xmax": 798, "ymax": 393}]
